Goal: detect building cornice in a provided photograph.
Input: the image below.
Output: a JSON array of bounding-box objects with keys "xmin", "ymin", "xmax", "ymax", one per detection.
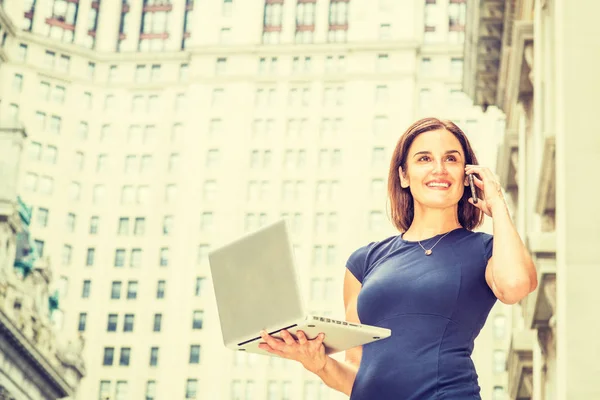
[{"xmin": 0, "ymin": 309, "xmax": 73, "ymax": 398}]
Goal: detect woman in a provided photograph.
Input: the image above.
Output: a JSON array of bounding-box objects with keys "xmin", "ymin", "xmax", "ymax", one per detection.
[{"xmin": 259, "ymin": 118, "xmax": 537, "ymax": 399}]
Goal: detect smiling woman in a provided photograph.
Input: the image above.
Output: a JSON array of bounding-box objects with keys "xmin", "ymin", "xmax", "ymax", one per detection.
[
  {"xmin": 258, "ymin": 117, "xmax": 537, "ymax": 400},
  {"xmin": 388, "ymin": 117, "xmax": 484, "ymax": 232}
]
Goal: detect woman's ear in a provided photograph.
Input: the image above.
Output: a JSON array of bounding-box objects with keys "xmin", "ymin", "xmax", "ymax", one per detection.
[
  {"xmin": 399, "ymin": 166, "xmax": 410, "ymax": 188},
  {"xmin": 464, "ymin": 174, "xmax": 470, "ymax": 186}
]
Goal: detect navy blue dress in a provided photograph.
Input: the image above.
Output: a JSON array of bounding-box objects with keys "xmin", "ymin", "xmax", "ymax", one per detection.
[{"xmin": 346, "ymin": 228, "xmax": 496, "ymax": 399}]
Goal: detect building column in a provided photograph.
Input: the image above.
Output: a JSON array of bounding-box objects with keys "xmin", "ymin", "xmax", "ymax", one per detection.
[
  {"xmin": 554, "ymin": 0, "xmax": 600, "ymax": 398},
  {"xmin": 93, "ymin": 0, "xmax": 121, "ymax": 52}
]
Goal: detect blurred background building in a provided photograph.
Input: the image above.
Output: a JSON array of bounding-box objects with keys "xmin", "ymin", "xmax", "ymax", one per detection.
[
  {"xmin": 464, "ymin": 0, "xmax": 600, "ymax": 399},
  {"xmin": 0, "ymin": 0, "xmax": 519, "ymax": 399},
  {"xmin": 0, "ymin": 122, "xmax": 84, "ymax": 398}
]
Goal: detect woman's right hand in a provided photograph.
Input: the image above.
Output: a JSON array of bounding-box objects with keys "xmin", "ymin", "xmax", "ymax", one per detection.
[{"xmin": 259, "ymin": 329, "xmax": 329, "ymax": 375}]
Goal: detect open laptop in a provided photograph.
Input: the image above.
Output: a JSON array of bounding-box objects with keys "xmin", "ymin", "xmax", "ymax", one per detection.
[{"xmin": 208, "ymin": 219, "xmax": 391, "ymax": 357}]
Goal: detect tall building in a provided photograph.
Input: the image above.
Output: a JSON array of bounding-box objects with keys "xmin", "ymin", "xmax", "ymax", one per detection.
[
  {"xmin": 0, "ymin": 122, "xmax": 84, "ymax": 398},
  {"xmin": 464, "ymin": 0, "xmax": 600, "ymax": 399},
  {"xmin": 1, "ymin": 0, "xmax": 510, "ymax": 399}
]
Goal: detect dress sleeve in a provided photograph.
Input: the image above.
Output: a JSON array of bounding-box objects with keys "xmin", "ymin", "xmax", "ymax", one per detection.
[
  {"xmin": 346, "ymin": 244, "xmax": 373, "ymax": 283},
  {"xmin": 480, "ymin": 233, "xmax": 494, "ymax": 262}
]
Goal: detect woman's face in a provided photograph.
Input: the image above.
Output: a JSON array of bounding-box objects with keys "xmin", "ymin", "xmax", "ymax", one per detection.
[{"xmin": 399, "ymin": 129, "xmax": 469, "ymax": 209}]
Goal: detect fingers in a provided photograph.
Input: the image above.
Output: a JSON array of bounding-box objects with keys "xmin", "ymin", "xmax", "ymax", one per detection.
[
  {"xmin": 280, "ymin": 329, "xmax": 297, "ymax": 346},
  {"xmin": 315, "ymin": 332, "xmax": 326, "ymax": 346},
  {"xmin": 260, "ymin": 330, "xmax": 284, "ymax": 351},
  {"xmin": 297, "ymin": 330, "xmax": 308, "ymax": 345}
]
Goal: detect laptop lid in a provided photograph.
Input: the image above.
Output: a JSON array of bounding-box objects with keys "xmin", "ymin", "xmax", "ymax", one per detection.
[{"xmin": 208, "ymin": 219, "xmax": 305, "ymax": 346}]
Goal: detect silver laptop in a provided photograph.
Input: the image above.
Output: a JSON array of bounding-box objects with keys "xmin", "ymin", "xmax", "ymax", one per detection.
[{"xmin": 208, "ymin": 219, "xmax": 391, "ymax": 357}]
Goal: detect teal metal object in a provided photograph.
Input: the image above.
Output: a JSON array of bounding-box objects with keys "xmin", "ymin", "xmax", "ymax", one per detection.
[{"xmin": 13, "ymin": 196, "xmax": 37, "ymax": 278}]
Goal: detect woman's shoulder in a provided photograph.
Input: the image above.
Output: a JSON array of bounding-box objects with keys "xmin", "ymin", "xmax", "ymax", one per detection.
[{"xmin": 346, "ymin": 235, "xmax": 399, "ymax": 282}]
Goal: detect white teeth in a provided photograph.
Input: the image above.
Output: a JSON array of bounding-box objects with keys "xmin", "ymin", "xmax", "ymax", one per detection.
[{"xmin": 427, "ymin": 182, "xmax": 449, "ymax": 188}]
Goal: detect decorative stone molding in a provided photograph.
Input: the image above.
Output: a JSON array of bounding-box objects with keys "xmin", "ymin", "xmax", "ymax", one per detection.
[
  {"xmin": 507, "ymin": 329, "xmax": 535, "ymax": 400},
  {"xmin": 535, "ymin": 136, "xmax": 556, "ymax": 217}
]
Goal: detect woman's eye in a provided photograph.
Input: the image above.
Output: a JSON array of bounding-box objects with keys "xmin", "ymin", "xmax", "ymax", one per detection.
[
  {"xmin": 446, "ymin": 156, "xmax": 457, "ymax": 162},
  {"xmin": 418, "ymin": 156, "xmax": 430, "ymax": 162}
]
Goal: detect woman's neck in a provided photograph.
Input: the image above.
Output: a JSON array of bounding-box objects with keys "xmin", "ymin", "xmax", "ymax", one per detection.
[{"xmin": 402, "ymin": 205, "xmax": 462, "ymax": 241}]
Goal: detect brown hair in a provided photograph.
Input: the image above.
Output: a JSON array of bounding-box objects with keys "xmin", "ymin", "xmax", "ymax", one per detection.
[{"xmin": 387, "ymin": 117, "xmax": 484, "ymax": 232}]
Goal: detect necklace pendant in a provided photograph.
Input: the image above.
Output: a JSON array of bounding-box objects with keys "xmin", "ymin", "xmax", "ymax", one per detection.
[{"xmin": 425, "ymin": 249, "xmax": 432, "ymax": 256}]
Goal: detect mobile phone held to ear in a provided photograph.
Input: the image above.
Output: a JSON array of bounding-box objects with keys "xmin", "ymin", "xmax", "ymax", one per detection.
[{"xmin": 468, "ymin": 174, "xmax": 478, "ymax": 204}]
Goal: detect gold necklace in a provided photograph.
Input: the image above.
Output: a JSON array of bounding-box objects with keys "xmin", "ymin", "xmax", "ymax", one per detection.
[{"xmin": 417, "ymin": 231, "xmax": 453, "ymax": 256}]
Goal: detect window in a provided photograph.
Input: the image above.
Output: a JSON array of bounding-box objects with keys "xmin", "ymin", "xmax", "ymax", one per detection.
[
  {"xmin": 189, "ymin": 345, "xmax": 201, "ymax": 364},
  {"xmin": 149, "ymin": 347, "xmax": 159, "ymax": 367},
  {"xmin": 195, "ymin": 277, "xmax": 205, "ymax": 297},
  {"xmin": 49, "ymin": 116, "xmax": 62, "ymax": 135},
  {"xmin": 215, "ymin": 57, "xmax": 227, "ymax": 75},
  {"xmin": 146, "ymin": 381, "xmax": 157, "ymax": 400},
  {"xmin": 179, "ymin": 64, "xmax": 189, "ymax": 82},
  {"xmin": 17, "ymin": 44, "xmax": 28, "ymax": 62},
  {"xmin": 369, "ymin": 211, "xmax": 384, "ymax": 231},
  {"xmin": 130, "ymin": 249, "xmax": 142, "ymax": 267},
  {"xmin": 165, "ymin": 184, "xmax": 177, "ymax": 203},
  {"xmin": 89, "ymin": 216, "xmax": 99, "ymax": 234},
  {"xmin": 222, "ymin": 0, "xmax": 233, "ymax": 17},
  {"xmin": 36, "ymin": 208, "xmax": 49, "ymax": 227},
  {"xmin": 8, "ymin": 103, "xmax": 19, "ymax": 122},
  {"xmin": 62, "ymin": 244, "xmax": 72, "ymax": 266},
  {"xmin": 156, "ymin": 280, "xmax": 166, "ymax": 299},
  {"xmin": 192, "ymin": 310, "xmax": 204, "ymax": 329},
  {"xmin": 206, "ymin": 149, "xmax": 220, "ymax": 168},
  {"xmin": 493, "ymin": 350, "xmax": 506, "ymax": 373},
  {"xmin": 379, "ymin": 23, "xmax": 391, "ymax": 40},
  {"xmin": 99, "ymin": 381, "xmax": 112, "ymax": 400},
  {"xmin": 118, "ymin": 217, "xmax": 129, "ymax": 235},
  {"xmin": 159, "ymin": 248, "xmax": 169, "ymax": 267},
  {"xmin": 39, "ymin": 176, "xmax": 54, "ymax": 195},
  {"xmin": 93, "ymin": 185, "xmax": 105, "ymax": 204},
  {"xmin": 123, "ymin": 314, "xmax": 134, "ymax": 332},
  {"xmin": 127, "ymin": 281, "xmax": 138, "ymax": 299},
  {"xmin": 114, "ymin": 249, "xmax": 126, "ymax": 267},
  {"xmin": 82, "ymin": 280, "xmax": 91, "ymax": 298},
  {"xmin": 103, "ymin": 347, "xmax": 115, "ymax": 366},
  {"xmin": 86, "ymin": 248, "xmax": 95, "ymax": 266},
  {"xmin": 372, "ymin": 147, "xmax": 385, "ymax": 166},
  {"xmin": 168, "ymin": 153, "xmax": 180, "ymax": 173},
  {"xmin": 69, "ymin": 182, "xmax": 81, "ymax": 201},
  {"xmin": 115, "ymin": 381, "xmax": 128, "ymax": 400},
  {"xmin": 163, "ymin": 215, "xmax": 174, "ymax": 235},
  {"xmin": 110, "ymin": 282, "xmax": 122, "ymax": 300},
  {"xmin": 492, "ymin": 386, "xmax": 505, "ymax": 400},
  {"xmin": 493, "ymin": 315, "xmax": 507, "ymax": 339},
  {"xmin": 153, "ymin": 314, "xmax": 162, "ymax": 332},
  {"xmin": 375, "ymin": 85, "xmax": 389, "ymax": 104},
  {"xmin": 200, "ymin": 212, "xmax": 214, "ymax": 231},
  {"xmin": 106, "ymin": 314, "xmax": 118, "ymax": 332},
  {"xmin": 12, "ymin": 73, "xmax": 23, "ymax": 92},
  {"xmin": 134, "ymin": 217, "xmax": 145, "ymax": 236},
  {"xmin": 186, "ymin": 379, "xmax": 198, "ymax": 399},
  {"xmin": 52, "ymin": 86, "xmax": 66, "ymax": 103},
  {"xmin": 34, "ymin": 240, "xmax": 45, "ymax": 257},
  {"xmin": 78, "ymin": 312, "xmax": 87, "ymax": 331},
  {"xmin": 119, "ymin": 347, "xmax": 131, "ymax": 366},
  {"xmin": 450, "ymin": 57, "xmax": 463, "ymax": 77}
]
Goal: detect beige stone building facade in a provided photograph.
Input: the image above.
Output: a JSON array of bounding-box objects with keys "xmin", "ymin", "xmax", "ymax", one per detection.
[{"xmin": 464, "ymin": 0, "xmax": 600, "ymax": 398}]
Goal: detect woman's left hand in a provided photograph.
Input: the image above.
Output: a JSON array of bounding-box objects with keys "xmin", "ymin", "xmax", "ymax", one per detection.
[{"xmin": 464, "ymin": 165, "xmax": 506, "ymax": 218}]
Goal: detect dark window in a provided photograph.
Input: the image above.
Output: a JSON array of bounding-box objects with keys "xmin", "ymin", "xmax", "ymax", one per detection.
[
  {"xmin": 119, "ymin": 347, "xmax": 131, "ymax": 366},
  {"xmin": 118, "ymin": 217, "xmax": 129, "ymax": 235},
  {"xmin": 153, "ymin": 313, "xmax": 162, "ymax": 332},
  {"xmin": 149, "ymin": 347, "xmax": 159, "ymax": 366},
  {"xmin": 89, "ymin": 216, "xmax": 99, "ymax": 234},
  {"xmin": 81, "ymin": 280, "xmax": 91, "ymax": 298},
  {"xmin": 189, "ymin": 345, "xmax": 200, "ymax": 364},
  {"xmin": 134, "ymin": 217, "xmax": 146, "ymax": 235},
  {"xmin": 78, "ymin": 312, "xmax": 87, "ymax": 331},
  {"xmin": 86, "ymin": 248, "xmax": 95, "ymax": 266},
  {"xmin": 156, "ymin": 280, "xmax": 166, "ymax": 299},
  {"xmin": 186, "ymin": 379, "xmax": 198, "ymax": 399},
  {"xmin": 194, "ymin": 277, "xmax": 205, "ymax": 296},
  {"xmin": 111, "ymin": 281, "xmax": 122, "ymax": 299},
  {"xmin": 103, "ymin": 347, "xmax": 115, "ymax": 365},
  {"xmin": 114, "ymin": 249, "xmax": 126, "ymax": 267},
  {"xmin": 107, "ymin": 314, "xmax": 118, "ymax": 332},
  {"xmin": 124, "ymin": 314, "xmax": 135, "ymax": 332}
]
